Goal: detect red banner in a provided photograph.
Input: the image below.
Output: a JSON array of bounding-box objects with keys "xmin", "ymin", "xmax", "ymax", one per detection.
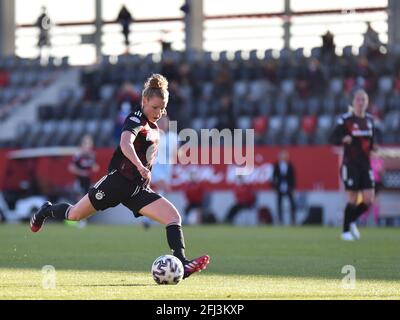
[
  {"xmin": 169, "ymin": 146, "xmax": 340, "ymax": 190},
  {"xmin": 0, "ymin": 146, "xmax": 340, "ymax": 191}
]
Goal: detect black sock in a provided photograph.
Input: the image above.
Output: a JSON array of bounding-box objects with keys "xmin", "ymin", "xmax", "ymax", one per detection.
[
  {"xmin": 351, "ymin": 202, "xmax": 370, "ymax": 222},
  {"xmin": 343, "ymin": 203, "xmax": 357, "ymax": 232},
  {"xmin": 166, "ymin": 224, "xmax": 187, "ymax": 264},
  {"xmin": 49, "ymin": 203, "xmax": 72, "ymax": 220}
]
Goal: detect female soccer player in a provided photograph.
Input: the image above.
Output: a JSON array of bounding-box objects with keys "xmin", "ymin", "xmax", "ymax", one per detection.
[
  {"xmin": 68, "ymin": 134, "xmax": 99, "ymax": 199},
  {"xmin": 30, "ymin": 74, "xmax": 210, "ymax": 278},
  {"xmin": 68, "ymin": 134, "xmax": 99, "ymax": 227},
  {"xmin": 330, "ymin": 89, "xmax": 377, "ymax": 241}
]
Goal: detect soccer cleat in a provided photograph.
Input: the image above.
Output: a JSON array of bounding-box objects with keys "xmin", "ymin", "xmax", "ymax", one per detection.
[
  {"xmin": 30, "ymin": 201, "xmax": 52, "ymax": 233},
  {"xmin": 183, "ymin": 255, "xmax": 210, "ymax": 279},
  {"xmin": 350, "ymin": 222, "xmax": 360, "ymax": 240},
  {"xmin": 341, "ymin": 232, "xmax": 355, "ymax": 241}
]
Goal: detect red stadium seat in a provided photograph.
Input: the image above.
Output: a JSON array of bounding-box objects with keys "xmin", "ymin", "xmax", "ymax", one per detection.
[
  {"xmin": 301, "ymin": 115, "xmax": 317, "ymax": 135},
  {"xmin": 252, "ymin": 116, "xmax": 268, "ymax": 135},
  {"xmin": 0, "ymin": 70, "xmax": 10, "ymax": 87},
  {"xmin": 344, "ymin": 77, "xmax": 356, "ymax": 94}
]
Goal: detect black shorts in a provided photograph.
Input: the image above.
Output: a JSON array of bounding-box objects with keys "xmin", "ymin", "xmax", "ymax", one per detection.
[
  {"xmin": 88, "ymin": 170, "xmax": 162, "ymax": 217},
  {"xmin": 340, "ymin": 164, "xmax": 375, "ymax": 191}
]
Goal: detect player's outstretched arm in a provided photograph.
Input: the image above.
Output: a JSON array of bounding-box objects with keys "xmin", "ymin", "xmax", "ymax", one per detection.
[{"xmin": 120, "ymin": 131, "xmax": 150, "ymax": 180}]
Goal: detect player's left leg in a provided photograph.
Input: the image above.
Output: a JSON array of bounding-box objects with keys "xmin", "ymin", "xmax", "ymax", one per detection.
[
  {"xmin": 31, "ymin": 170, "xmax": 125, "ymax": 232},
  {"xmin": 352, "ymin": 189, "xmax": 375, "ymax": 221},
  {"xmin": 359, "ymin": 209, "xmax": 369, "ymax": 226},
  {"xmin": 139, "ymin": 197, "xmax": 210, "ymax": 279},
  {"xmin": 224, "ymin": 203, "xmax": 244, "ymax": 224},
  {"xmin": 30, "ymin": 195, "xmax": 96, "ymax": 232},
  {"xmin": 351, "ymin": 168, "xmax": 375, "ymax": 223},
  {"xmin": 348, "ymin": 189, "xmax": 374, "ymax": 240}
]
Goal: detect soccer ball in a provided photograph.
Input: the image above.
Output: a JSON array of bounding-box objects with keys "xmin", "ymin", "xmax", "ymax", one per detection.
[{"xmin": 151, "ymin": 254, "xmax": 184, "ymax": 285}]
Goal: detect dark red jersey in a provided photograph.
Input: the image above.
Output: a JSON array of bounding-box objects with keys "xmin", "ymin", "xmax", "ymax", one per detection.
[
  {"xmin": 109, "ymin": 107, "xmax": 159, "ymax": 186},
  {"xmin": 234, "ymin": 184, "xmax": 256, "ymax": 206},
  {"xmin": 71, "ymin": 151, "xmax": 96, "ymax": 175},
  {"xmin": 185, "ymin": 182, "xmax": 206, "ymax": 205},
  {"xmin": 330, "ymin": 111, "xmax": 375, "ymax": 169}
]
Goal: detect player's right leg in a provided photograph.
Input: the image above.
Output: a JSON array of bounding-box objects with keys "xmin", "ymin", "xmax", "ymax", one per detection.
[
  {"xmin": 30, "ymin": 195, "xmax": 96, "ymax": 232},
  {"xmin": 139, "ymin": 197, "xmax": 210, "ymax": 279}
]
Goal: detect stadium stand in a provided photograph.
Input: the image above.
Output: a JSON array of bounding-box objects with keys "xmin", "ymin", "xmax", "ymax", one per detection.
[
  {"xmin": 0, "ymin": 56, "xmax": 68, "ymax": 122},
  {"xmin": 2, "ymin": 45, "xmax": 400, "ymax": 149}
]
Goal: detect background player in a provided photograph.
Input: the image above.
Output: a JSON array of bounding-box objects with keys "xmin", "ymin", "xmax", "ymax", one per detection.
[
  {"xmin": 330, "ymin": 89, "xmax": 377, "ymax": 241},
  {"xmin": 272, "ymin": 150, "xmax": 297, "ymax": 226},
  {"xmin": 69, "ymin": 134, "xmax": 99, "ymax": 200},
  {"xmin": 68, "ymin": 134, "xmax": 99, "ymax": 227},
  {"xmin": 30, "ymin": 74, "xmax": 210, "ymax": 279}
]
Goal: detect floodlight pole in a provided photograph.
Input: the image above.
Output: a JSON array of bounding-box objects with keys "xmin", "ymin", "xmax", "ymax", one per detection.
[
  {"xmin": 0, "ymin": 0, "xmax": 15, "ymax": 56},
  {"xmin": 283, "ymin": 0, "xmax": 291, "ymax": 49},
  {"xmin": 94, "ymin": 0, "xmax": 102, "ymax": 61},
  {"xmin": 183, "ymin": 0, "xmax": 204, "ymax": 52},
  {"xmin": 388, "ymin": 0, "xmax": 400, "ymax": 46}
]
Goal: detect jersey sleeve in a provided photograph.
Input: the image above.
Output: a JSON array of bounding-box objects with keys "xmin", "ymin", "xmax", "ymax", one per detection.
[
  {"xmin": 121, "ymin": 114, "xmax": 144, "ymax": 137},
  {"xmin": 329, "ymin": 116, "xmax": 347, "ymax": 146}
]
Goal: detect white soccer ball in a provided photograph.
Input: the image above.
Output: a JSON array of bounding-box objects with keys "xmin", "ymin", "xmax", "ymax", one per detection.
[{"xmin": 151, "ymin": 254, "xmax": 184, "ymax": 285}]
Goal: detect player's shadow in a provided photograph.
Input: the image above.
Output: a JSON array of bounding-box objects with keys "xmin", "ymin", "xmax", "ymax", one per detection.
[{"xmin": 70, "ymin": 284, "xmax": 157, "ymax": 287}]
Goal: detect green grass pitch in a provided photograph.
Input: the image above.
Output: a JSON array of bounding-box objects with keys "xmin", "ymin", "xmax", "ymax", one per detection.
[{"xmin": 0, "ymin": 224, "xmax": 399, "ymax": 300}]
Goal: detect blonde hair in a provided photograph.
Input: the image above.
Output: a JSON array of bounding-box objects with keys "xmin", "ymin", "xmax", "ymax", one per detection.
[
  {"xmin": 353, "ymin": 88, "xmax": 368, "ymax": 99},
  {"xmin": 142, "ymin": 74, "xmax": 169, "ymax": 102},
  {"xmin": 349, "ymin": 88, "xmax": 368, "ymax": 113}
]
